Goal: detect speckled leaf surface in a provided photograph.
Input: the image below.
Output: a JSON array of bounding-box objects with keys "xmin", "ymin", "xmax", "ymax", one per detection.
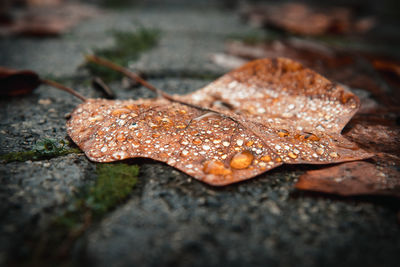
[{"xmin": 67, "ymin": 58, "xmax": 372, "ymax": 186}]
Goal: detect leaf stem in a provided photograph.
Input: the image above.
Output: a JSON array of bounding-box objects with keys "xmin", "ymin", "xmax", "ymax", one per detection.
[
  {"xmin": 41, "ymin": 79, "xmax": 87, "ymax": 102},
  {"xmin": 85, "ymin": 54, "xmax": 173, "ymax": 100}
]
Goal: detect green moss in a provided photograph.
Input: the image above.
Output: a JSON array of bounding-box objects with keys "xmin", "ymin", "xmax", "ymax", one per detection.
[
  {"xmin": 18, "ymin": 164, "xmax": 139, "ymax": 266},
  {"xmin": 88, "ymin": 163, "xmax": 139, "ymax": 215},
  {"xmin": 56, "ymin": 163, "xmax": 139, "ymax": 229},
  {"xmin": 84, "ymin": 28, "xmax": 160, "ymax": 82},
  {"xmin": 0, "ymin": 139, "xmax": 81, "ymax": 163}
]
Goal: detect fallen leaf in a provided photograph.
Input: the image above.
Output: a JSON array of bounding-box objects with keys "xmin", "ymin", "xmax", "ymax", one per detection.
[
  {"xmin": 0, "ymin": 66, "xmax": 87, "ymax": 100},
  {"xmin": 0, "ymin": 66, "xmax": 40, "ymax": 96},
  {"xmin": 241, "ymin": 2, "xmax": 374, "ymax": 35},
  {"xmin": 295, "ymin": 157, "xmax": 400, "ymax": 197},
  {"xmin": 67, "ymin": 57, "xmax": 372, "ymax": 186},
  {"xmin": 296, "ymin": 109, "xmax": 400, "ymax": 197},
  {"xmin": 214, "ymin": 40, "xmax": 394, "ymax": 109},
  {"xmin": 0, "ymin": 3, "xmax": 100, "ymax": 37}
]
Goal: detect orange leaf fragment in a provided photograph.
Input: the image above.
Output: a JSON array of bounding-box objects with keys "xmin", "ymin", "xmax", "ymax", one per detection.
[
  {"xmin": 67, "ymin": 58, "xmax": 372, "ymax": 186},
  {"xmin": 296, "ymin": 156, "xmax": 400, "ymax": 198},
  {"xmin": 241, "ymin": 2, "xmax": 374, "ymax": 35}
]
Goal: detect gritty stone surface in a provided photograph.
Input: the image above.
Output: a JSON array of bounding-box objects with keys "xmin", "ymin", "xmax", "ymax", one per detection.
[{"xmin": 0, "ymin": 3, "xmax": 399, "ymax": 267}]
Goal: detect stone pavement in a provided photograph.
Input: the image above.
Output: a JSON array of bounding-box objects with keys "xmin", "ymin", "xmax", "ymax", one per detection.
[{"xmin": 0, "ymin": 3, "xmax": 399, "ymax": 267}]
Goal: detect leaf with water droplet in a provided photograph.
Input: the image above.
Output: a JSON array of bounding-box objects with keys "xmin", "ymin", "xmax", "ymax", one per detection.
[
  {"xmin": 67, "ymin": 57, "xmax": 372, "ymax": 186},
  {"xmin": 296, "ymin": 118, "xmax": 400, "ymax": 197}
]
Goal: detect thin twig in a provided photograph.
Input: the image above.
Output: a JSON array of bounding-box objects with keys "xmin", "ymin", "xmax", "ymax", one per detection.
[
  {"xmin": 85, "ymin": 54, "xmax": 172, "ymax": 100},
  {"xmin": 41, "ymin": 79, "xmax": 87, "ymax": 102},
  {"xmin": 92, "ymin": 77, "xmax": 115, "ymax": 99}
]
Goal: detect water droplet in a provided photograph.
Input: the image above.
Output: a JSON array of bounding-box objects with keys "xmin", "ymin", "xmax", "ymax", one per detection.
[
  {"xmin": 316, "ymin": 148, "xmax": 324, "ymax": 155},
  {"xmin": 168, "ymin": 158, "xmax": 176, "ymax": 165},
  {"xmin": 181, "ymin": 150, "xmax": 189, "ymax": 156},
  {"xmin": 221, "ymin": 154, "xmax": 227, "ymax": 159},
  {"xmin": 203, "ymin": 160, "xmax": 232, "ymax": 175},
  {"xmin": 149, "ymin": 122, "xmax": 158, "ymax": 128},
  {"xmin": 288, "ymin": 152, "xmax": 297, "ymax": 159},
  {"xmin": 329, "ymin": 152, "xmax": 339, "ymax": 158},
  {"xmin": 111, "ymin": 108, "xmax": 129, "ymax": 116},
  {"xmin": 112, "ymin": 151, "xmax": 127, "ymax": 160},
  {"xmin": 213, "ymin": 139, "xmax": 221, "ymax": 144},
  {"xmin": 316, "ymin": 124, "xmax": 325, "ymax": 131},
  {"xmin": 116, "ymin": 133, "xmax": 126, "ymax": 142},
  {"xmin": 246, "ymin": 140, "xmax": 254, "ymax": 147},
  {"xmin": 202, "ymin": 145, "xmax": 210, "ymax": 150},
  {"xmin": 88, "ymin": 115, "xmax": 104, "ymax": 122},
  {"xmin": 132, "ymin": 141, "xmax": 140, "ymax": 148},
  {"xmin": 181, "ymin": 140, "xmax": 189, "ymax": 145},
  {"xmin": 261, "ymin": 155, "xmax": 271, "ymax": 162},
  {"xmin": 304, "ymin": 132, "xmax": 320, "ymax": 141},
  {"xmin": 175, "ymin": 123, "xmax": 186, "ymax": 129},
  {"xmin": 230, "ymin": 151, "xmax": 254, "ymax": 169},
  {"xmin": 193, "ymin": 138, "xmax": 202, "ymax": 145},
  {"xmin": 277, "ymin": 129, "xmax": 289, "ymax": 137},
  {"xmin": 236, "ymin": 139, "xmax": 244, "ymax": 146},
  {"xmin": 130, "ymin": 122, "xmax": 138, "ymax": 129},
  {"xmin": 257, "ymin": 107, "xmax": 266, "ymax": 113},
  {"xmin": 161, "ymin": 118, "xmax": 171, "ymax": 124},
  {"xmin": 222, "ymin": 141, "xmax": 230, "ymax": 147},
  {"xmin": 275, "ymin": 144, "xmax": 281, "ymax": 150},
  {"xmin": 100, "ymin": 146, "xmax": 107, "ymax": 152},
  {"xmin": 288, "ymin": 104, "xmax": 295, "ymax": 110}
]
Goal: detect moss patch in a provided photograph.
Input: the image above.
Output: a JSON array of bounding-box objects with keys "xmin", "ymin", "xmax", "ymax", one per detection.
[
  {"xmin": 59, "ymin": 163, "xmax": 139, "ymax": 223},
  {"xmin": 84, "ymin": 28, "xmax": 160, "ymax": 82},
  {"xmin": 0, "ymin": 138, "xmax": 81, "ymax": 163},
  {"xmin": 16, "ymin": 163, "xmax": 139, "ymax": 266}
]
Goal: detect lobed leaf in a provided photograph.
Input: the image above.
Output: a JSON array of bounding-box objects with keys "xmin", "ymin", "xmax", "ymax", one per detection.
[{"xmin": 67, "ymin": 58, "xmax": 372, "ymax": 186}]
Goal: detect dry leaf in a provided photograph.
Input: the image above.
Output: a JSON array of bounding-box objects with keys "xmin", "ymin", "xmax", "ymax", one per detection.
[
  {"xmin": 67, "ymin": 58, "xmax": 372, "ymax": 186},
  {"xmin": 214, "ymin": 40, "xmax": 395, "ymax": 109},
  {"xmin": 0, "ymin": 66, "xmax": 86, "ymax": 99},
  {"xmin": 0, "ymin": 3, "xmax": 100, "ymax": 37},
  {"xmin": 296, "ymin": 110, "xmax": 400, "ymax": 197},
  {"xmin": 241, "ymin": 3, "xmax": 374, "ymax": 35},
  {"xmin": 0, "ymin": 66, "xmax": 40, "ymax": 96},
  {"xmin": 295, "ymin": 158, "xmax": 400, "ymax": 197}
]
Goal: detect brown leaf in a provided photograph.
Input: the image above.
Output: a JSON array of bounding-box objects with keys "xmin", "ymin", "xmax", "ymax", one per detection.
[
  {"xmin": 67, "ymin": 58, "xmax": 372, "ymax": 186},
  {"xmin": 295, "ymin": 155, "xmax": 400, "ymax": 197},
  {"xmin": 0, "ymin": 3, "xmax": 99, "ymax": 37},
  {"xmin": 296, "ymin": 110, "xmax": 400, "ymax": 197},
  {"xmin": 0, "ymin": 66, "xmax": 40, "ymax": 96},
  {"xmin": 216, "ymin": 40, "xmax": 394, "ymax": 109},
  {"xmin": 241, "ymin": 3, "xmax": 374, "ymax": 35}
]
